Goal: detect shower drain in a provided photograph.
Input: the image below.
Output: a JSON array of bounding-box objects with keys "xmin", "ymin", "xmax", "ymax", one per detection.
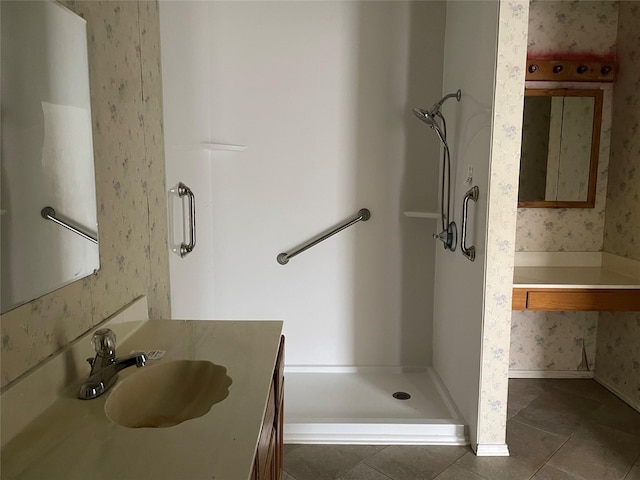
[{"xmin": 392, "ymin": 391, "xmax": 411, "ymax": 400}]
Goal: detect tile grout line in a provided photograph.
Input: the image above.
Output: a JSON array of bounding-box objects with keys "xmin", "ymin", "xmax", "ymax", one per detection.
[
  {"xmin": 348, "ymin": 445, "xmax": 395, "ymax": 480},
  {"xmin": 339, "ymin": 460, "xmax": 395, "ymax": 480},
  {"xmin": 509, "ymin": 416, "xmax": 573, "ymax": 441},
  {"xmin": 435, "ymin": 452, "xmax": 493, "ymax": 480},
  {"xmin": 528, "ymin": 432, "xmax": 576, "ymax": 480},
  {"xmin": 621, "ymin": 451, "xmax": 640, "ymax": 480},
  {"xmin": 431, "ymin": 448, "xmax": 477, "ymax": 479}
]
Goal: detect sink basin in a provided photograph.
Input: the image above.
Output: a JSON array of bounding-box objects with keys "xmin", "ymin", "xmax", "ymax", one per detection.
[{"xmin": 104, "ymin": 360, "xmax": 232, "ymax": 428}]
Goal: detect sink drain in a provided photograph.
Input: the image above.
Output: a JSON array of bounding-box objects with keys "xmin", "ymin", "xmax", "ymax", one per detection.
[{"xmin": 392, "ymin": 391, "xmax": 411, "ymax": 400}]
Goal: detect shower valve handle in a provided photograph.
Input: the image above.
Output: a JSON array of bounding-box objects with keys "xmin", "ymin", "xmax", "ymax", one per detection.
[
  {"xmin": 433, "ymin": 222, "xmax": 457, "ymax": 252},
  {"xmin": 433, "ymin": 231, "xmax": 447, "ymax": 241}
]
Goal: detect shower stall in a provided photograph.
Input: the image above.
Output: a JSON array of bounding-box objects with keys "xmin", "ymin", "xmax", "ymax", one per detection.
[{"xmin": 160, "ymin": 0, "xmax": 526, "ymax": 453}]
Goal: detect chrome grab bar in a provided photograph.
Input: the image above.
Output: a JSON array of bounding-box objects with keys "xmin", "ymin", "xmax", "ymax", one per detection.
[
  {"xmin": 177, "ymin": 182, "xmax": 196, "ymax": 257},
  {"xmin": 460, "ymin": 186, "xmax": 479, "ymax": 261},
  {"xmin": 41, "ymin": 206, "xmax": 98, "ymax": 244},
  {"xmin": 277, "ymin": 208, "xmax": 371, "ymax": 265}
]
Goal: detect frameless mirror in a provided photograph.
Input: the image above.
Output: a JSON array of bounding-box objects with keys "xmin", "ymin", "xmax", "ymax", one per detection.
[
  {"xmin": 518, "ymin": 88, "xmax": 603, "ymax": 208},
  {"xmin": 1, "ymin": 1, "xmax": 99, "ymax": 313}
]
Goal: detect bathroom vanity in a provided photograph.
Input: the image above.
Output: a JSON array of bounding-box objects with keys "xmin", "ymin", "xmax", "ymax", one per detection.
[
  {"xmin": 1, "ymin": 316, "xmax": 284, "ymax": 480},
  {"xmin": 512, "ymin": 253, "xmax": 640, "ymax": 311}
]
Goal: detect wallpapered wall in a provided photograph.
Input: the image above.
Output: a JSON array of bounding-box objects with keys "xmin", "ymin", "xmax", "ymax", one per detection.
[
  {"xmin": 477, "ymin": 0, "xmax": 529, "ymax": 446},
  {"xmin": 597, "ymin": 1, "xmax": 640, "ymax": 407},
  {"xmin": 0, "ymin": 1, "xmax": 170, "ymax": 388},
  {"xmin": 516, "ymin": 0, "xmax": 616, "ymax": 253},
  {"xmin": 510, "ymin": 0, "xmax": 618, "ymax": 373}
]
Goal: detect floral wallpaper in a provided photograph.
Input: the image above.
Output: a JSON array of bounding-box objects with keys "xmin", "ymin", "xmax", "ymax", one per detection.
[
  {"xmin": 477, "ymin": 0, "xmax": 529, "ymax": 447},
  {"xmin": 527, "ymin": 0, "xmax": 618, "ymax": 57},
  {"xmin": 596, "ymin": 312, "xmax": 640, "ymax": 408},
  {"xmin": 517, "ymin": 0, "xmax": 618, "ymax": 252},
  {"xmin": 0, "ymin": 1, "xmax": 170, "ymax": 388},
  {"xmin": 602, "ymin": 3, "xmax": 640, "ymax": 264},
  {"xmin": 597, "ymin": 1, "xmax": 640, "ymax": 409},
  {"xmin": 509, "ymin": 0, "xmax": 618, "ymax": 376},
  {"xmin": 510, "ymin": 311, "xmax": 597, "ymax": 371}
]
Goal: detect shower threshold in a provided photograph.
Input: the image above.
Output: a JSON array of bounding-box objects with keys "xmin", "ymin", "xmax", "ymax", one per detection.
[{"xmin": 284, "ymin": 366, "xmax": 467, "ymax": 445}]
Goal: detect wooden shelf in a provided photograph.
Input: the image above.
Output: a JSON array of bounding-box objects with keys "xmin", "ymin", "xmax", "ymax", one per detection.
[{"xmin": 512, "ymin": 288, "xmax": 640, "ymax": 311}]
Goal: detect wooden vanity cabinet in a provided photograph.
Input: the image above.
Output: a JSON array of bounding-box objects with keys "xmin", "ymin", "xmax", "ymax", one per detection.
[{"xmin": 252, "ymin": 336, "xmax": 285, "ymax": 480}]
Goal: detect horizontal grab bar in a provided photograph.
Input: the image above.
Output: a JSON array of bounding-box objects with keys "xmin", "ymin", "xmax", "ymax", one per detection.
[
  {"xmin": 41, "ymin": 206, "xmax": 98, "ymax": 244},
  {"xmin": 277, "ymin": 208, "xmax": 371, "ymax": 265}
]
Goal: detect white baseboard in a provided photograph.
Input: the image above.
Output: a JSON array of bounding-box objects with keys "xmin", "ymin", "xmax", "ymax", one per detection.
[
  {"xmin": 284, "ymin": 422, "xmax": 467, "ymax": 446},
  {"xmin": 475, "ymin": 444, "xmax": 510, "ymax": 457},
  {"xmin": 509, "ymin": 370, "xmax": 593, "ymax": 379},
  {"xmin": 594, "ymin": 375, "xmax": 640, "ymax": 414}
]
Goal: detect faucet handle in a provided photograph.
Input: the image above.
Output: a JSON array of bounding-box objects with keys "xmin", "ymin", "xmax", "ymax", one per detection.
[{"xmin": 92, "ymin": 328, "xmax": 116, "ymax": 356}]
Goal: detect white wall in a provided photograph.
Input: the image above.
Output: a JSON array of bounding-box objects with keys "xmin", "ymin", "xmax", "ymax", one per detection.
[
  {"xmin": 161, "ymin": 1, "xmax": 446, "ymax": 367},
  {"xmin": 433, "ymin": 0, "xmax": 500, "ymax": 450},
  {"xmin": 160, "ymin": 2, "xmax": 215, "ymax": 319}
]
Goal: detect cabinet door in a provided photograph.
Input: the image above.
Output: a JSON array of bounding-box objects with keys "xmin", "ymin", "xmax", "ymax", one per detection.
[
  {"xmin": 254, "ymin": 335, "xmax": 285, "ymax": 480},
  {"xmin": 256, "ymin": 383, "xmax": 276, "ymax": 478},
  {"xmin": 273, "ymin": 337, "xmax": 285, "ymax": 480}
]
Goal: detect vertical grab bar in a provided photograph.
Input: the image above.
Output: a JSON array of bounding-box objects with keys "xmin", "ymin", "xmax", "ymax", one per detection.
[
  {"xmin": 461, "ymin": 186, "xmax": 479, "ymax": 262},
  {"xmin": 177, "ymin": 182, "xmax": 196, "ymax": 257}
]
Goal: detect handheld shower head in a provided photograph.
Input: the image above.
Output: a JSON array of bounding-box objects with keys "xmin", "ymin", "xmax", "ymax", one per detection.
[
  {"xmin": 412, "ymin": 89, "xmax": 461, "ymax": 139},
  {"xmin": 412, "ymin": 107, "xmax": 437, "ymax": 126},
  {"xmin": 412, "ymin": 107, "xmax": 446, "ymax": 142}
]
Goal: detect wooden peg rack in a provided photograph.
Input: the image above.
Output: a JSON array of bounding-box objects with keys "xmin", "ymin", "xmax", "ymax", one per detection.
[{"xmin": 526, "ymin": 59, "xmax": 616, "ymax": 82}]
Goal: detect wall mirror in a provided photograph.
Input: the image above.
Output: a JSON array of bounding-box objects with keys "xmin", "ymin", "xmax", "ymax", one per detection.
[
  {"xmin": 1, "ymin": 1, "xmax": 100, "ymax": 314},
  {"xmin": 518, "ymin": 88, "xmax": 603, "ymax": 208}
]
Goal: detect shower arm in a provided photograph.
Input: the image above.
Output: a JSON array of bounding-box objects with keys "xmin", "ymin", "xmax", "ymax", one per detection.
[{"xmin": 429, "ymin": 90, "xmax": 462, "ymax": 116}]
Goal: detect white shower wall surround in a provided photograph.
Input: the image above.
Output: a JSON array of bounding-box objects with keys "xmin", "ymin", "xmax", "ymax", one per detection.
[
  {"xmin": 160, "ymin": 0, "xmax": 530, "ymax": 452},
  {"xmin": 161, "ymin": 0, "xmax": 445, "ymax": 369}
]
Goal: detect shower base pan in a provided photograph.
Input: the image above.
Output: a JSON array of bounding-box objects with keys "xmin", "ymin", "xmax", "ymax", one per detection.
[{"xmin": 283, "ymin": 366, "xmax": 467, "ymax": 445}]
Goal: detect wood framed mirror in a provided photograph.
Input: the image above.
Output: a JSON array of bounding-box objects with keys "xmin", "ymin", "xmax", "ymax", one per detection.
[{"xmin": 518, "ymin": 88, "xmax": 603, "ymax": 208}]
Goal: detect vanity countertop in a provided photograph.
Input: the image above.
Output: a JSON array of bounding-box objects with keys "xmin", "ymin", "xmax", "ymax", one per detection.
[
  {"xmin": 1, "ymin": 319, "xmax": 283, "ymax": 480},
  {"xmin": 513, "ymin": 265, "xmax": 640, "ymax": 289},
  {"xmin": 512, "ymin": 252, "xmax": 640, "ymax": 289}
]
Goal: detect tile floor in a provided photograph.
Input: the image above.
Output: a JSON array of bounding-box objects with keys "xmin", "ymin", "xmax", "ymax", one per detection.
[{"xmin": 282, "ymin": 379, "xmax": 640, "ymax": 480}]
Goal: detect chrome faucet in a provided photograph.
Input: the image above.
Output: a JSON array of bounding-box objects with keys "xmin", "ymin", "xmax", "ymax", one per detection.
[{"xmin": 78, "ymin": 328, "xmax": 146, "ymax": 400}]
